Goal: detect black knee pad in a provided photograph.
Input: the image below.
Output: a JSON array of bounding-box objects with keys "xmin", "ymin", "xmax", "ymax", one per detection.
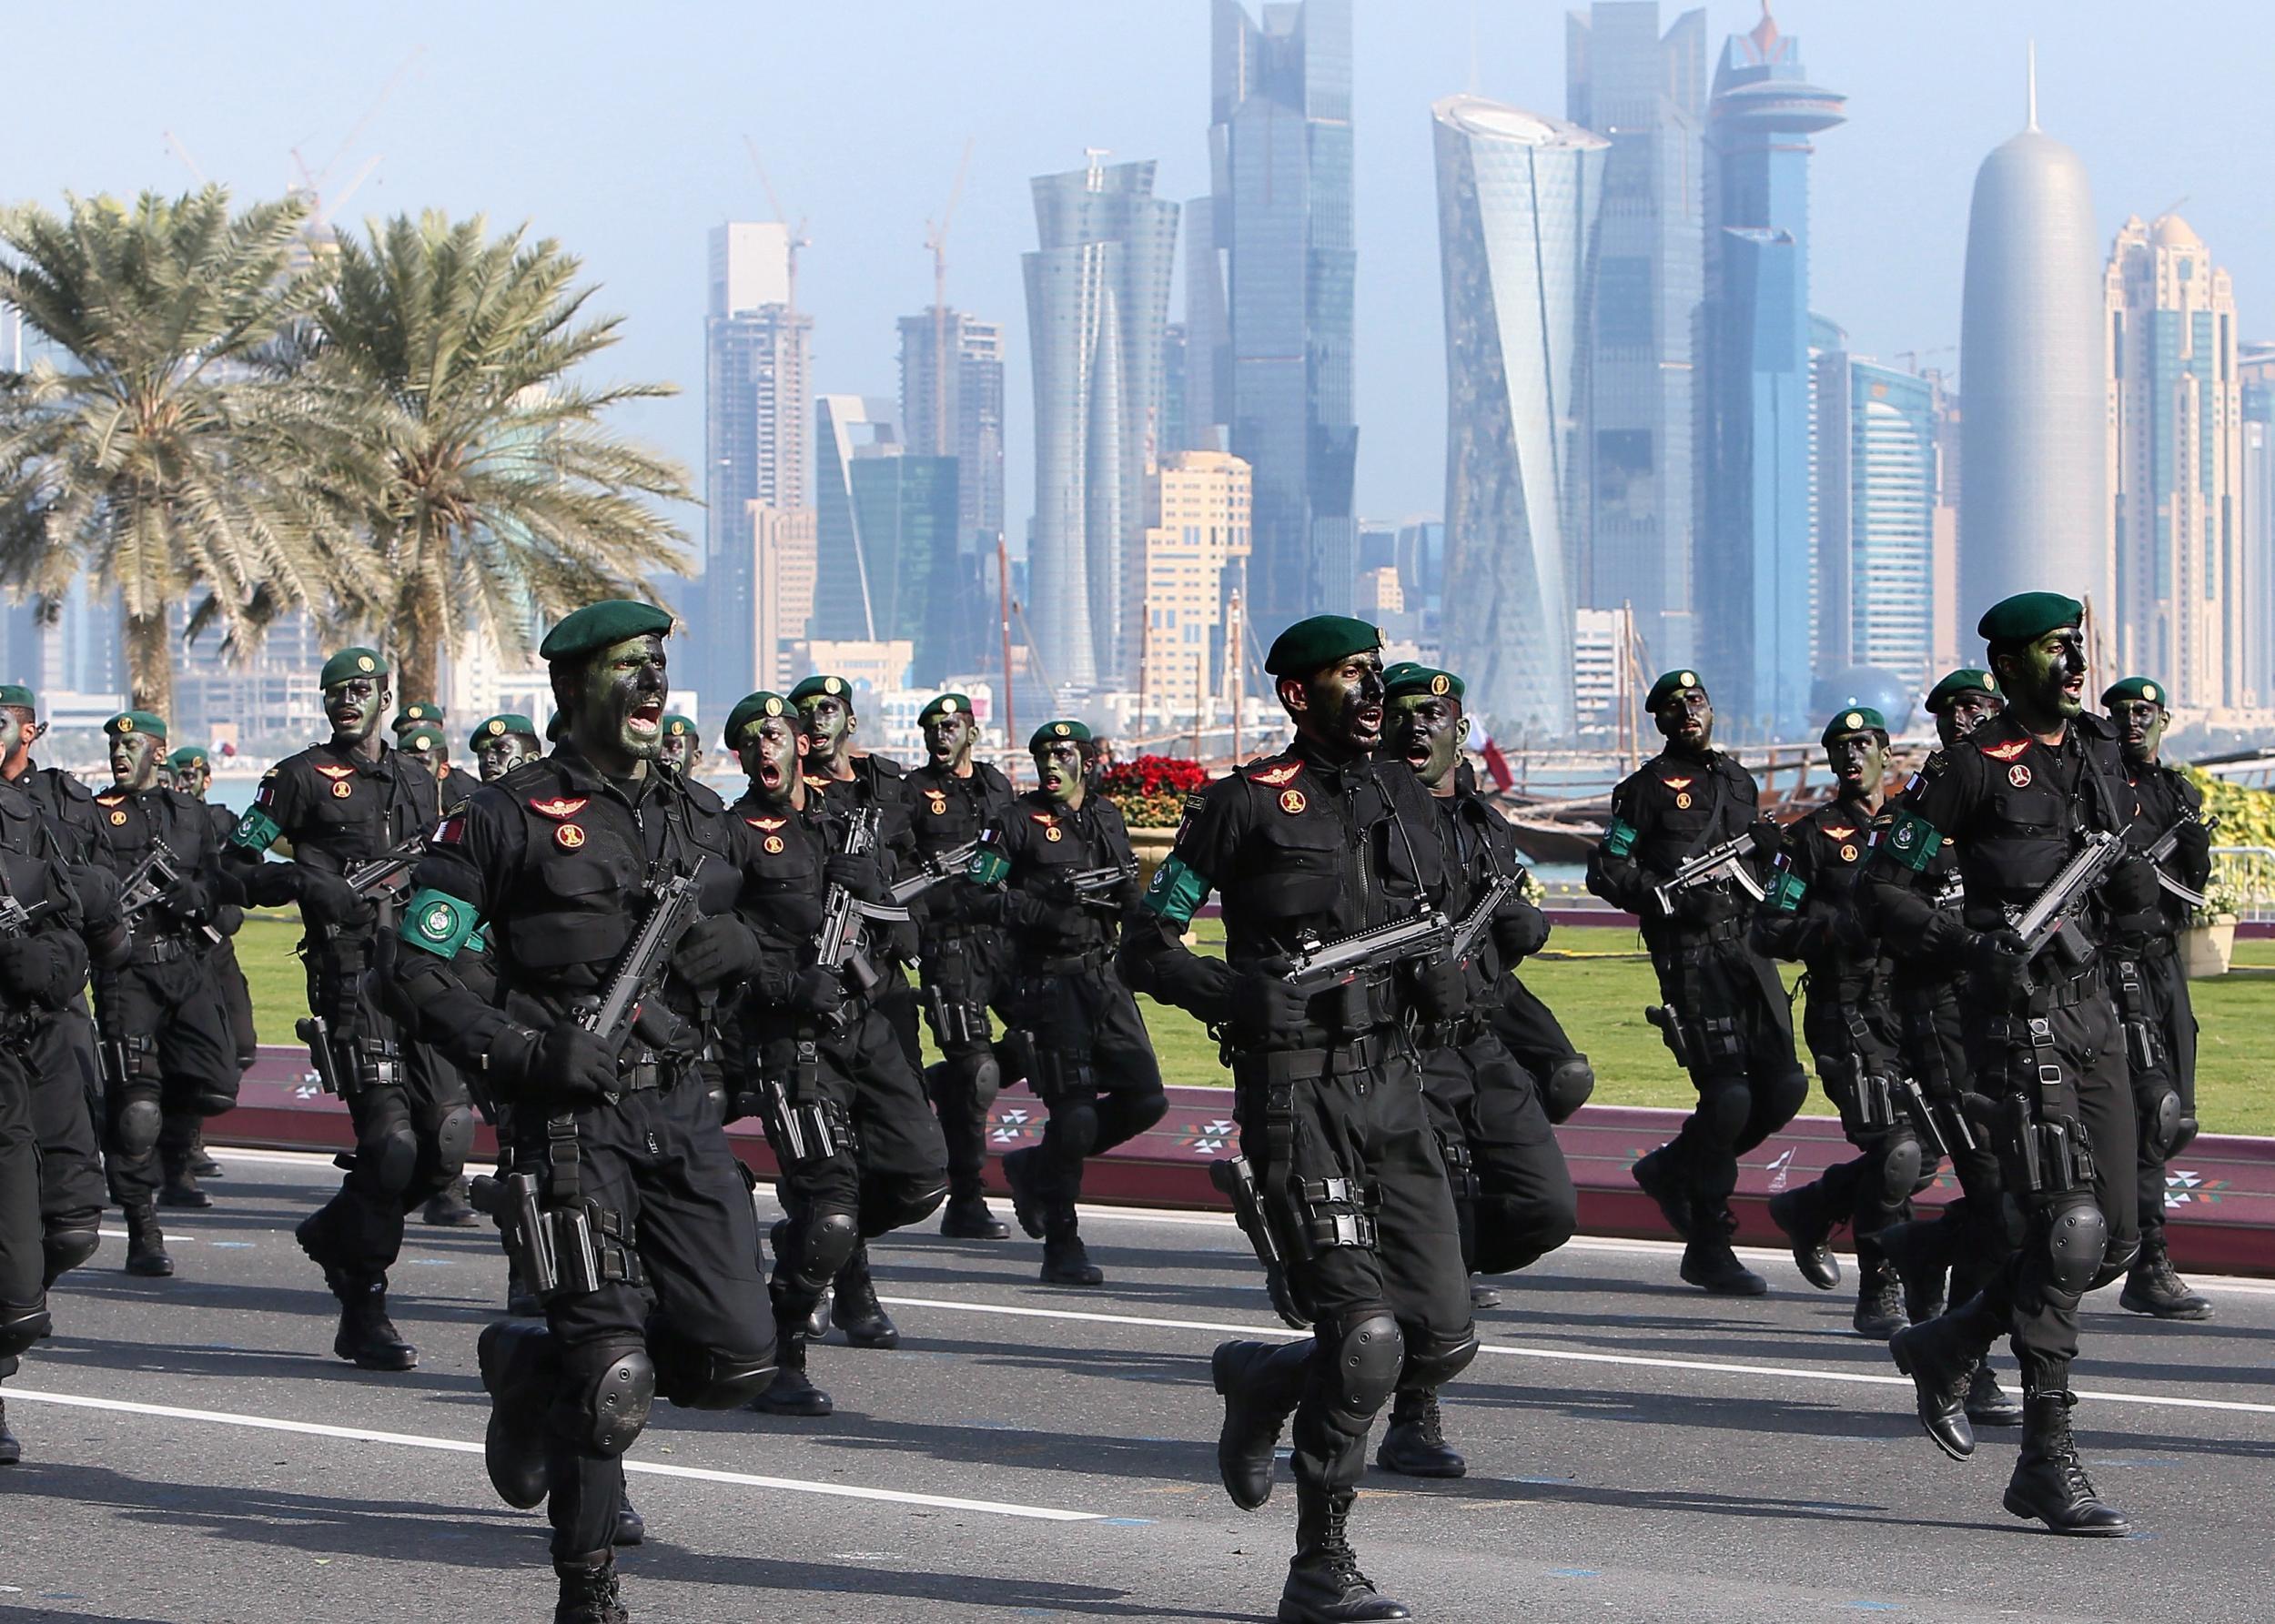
[
  {"xmin": 2138, "ymin": 1084, "xmax": 2184, "ymax": 1162},
  {"xmin": 1320, "ymin": 1310, "xmax": 1403, "ymax": 1431},
  {"xmin": 432, "ymin": 1105, "xmax": 476, "ymax": 1179},
  {"xmin": 1876, "ymin": 1134, "xmax": 1924, "ymax": 1205},
  {"xmin": 561, "ymin": 1344, "xmax": 655, "ymax": 1458},
  {"xmin": 42, "ymin": 1226, "xmax": 102, "ymax": 1287},
  {"xmin": 795, "ymin": 1206, "xmax": 861, "ymax": 1290},
  {"xmin": 2042, "ymin": 1194, "xmax": 2109, "ymax": 1300},
  {"xmin": 955, "ymin": 1051, "xmax": 1002, "ymax": 1112},
  {"xmin": 1400, "ymin": 1327, "xmax": 1480, "ymax": 1391},
  {"xmin": 365, "ymin": 1125, "xmax": 421, "ymax": 1195},
  {"xmin": 116, "ymin": 1094, "xmax": 163, "ymax": 1156},
  {"xmin": 0, "ymin": 1296, "xmax": 52, "ymax": 1360},
  {"xmin": 861, "ymin": 1176, "xmax": 950, "ymax": 1236},
  {"xmin": 1049, "ymin": 1094, "xmax": 1100, "ymax": 1161},
  {"xmin": 1542, "ymin": 1056, "xmax": 1595, "ymax": 1125}
]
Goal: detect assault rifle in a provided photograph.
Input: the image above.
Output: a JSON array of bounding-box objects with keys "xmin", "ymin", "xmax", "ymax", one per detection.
[
  {"xmin": 573, "ymin": 857, "xmax": 713, "ymax": 1058},
  {"xmin": 887, "ymin": 838, "xmax": 979, "ymax": 905},
  {"xmin": 1282, "ymin": 906, "xmax": 1453, "ymax": 995},
  {"xmin": 814, "ymin": 808, "xmax": 910, "ymax": 999},
  {"xmin": 1651, "ymin": 828, "xmax": 1769, "ymax": 917},
  {"xmin": 117, "ymin": 840, "xmax": 222, "ymax": 944},
  {"xmin": 1060, "ymin": 862, "xmax": 1138, "ymax": 913},
  {"xmin": 1446, "ymin": 870, "xmax": 1527, "ymax": 965},
  {"xmin": 2145, "ymin": 811, "xmax": 2219, "ymax": 911},
  {"xmin": 344, "ymin": 830, "xmax": 432, "ymax": 899},
  {"xmin": 2007, "ymin": 829, "xmax": 2126, "ymax": 964}
]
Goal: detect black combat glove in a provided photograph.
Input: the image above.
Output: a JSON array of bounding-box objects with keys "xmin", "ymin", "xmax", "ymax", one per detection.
[
  {"xmin": 0, "ymin": 933, "xmax": 86, "ymax": 1008},
  {"xmin": 789, "ymin": 964, "xmax": 849, "ymax": 1022},
  {"xmin": 2173, "ymin": 817, "xmax": 2212, "ymax": 871},
  {"xmin": 670, "ymin": 914, "xmax": 759, "ymax": 990},
  {"xmin": 1410, "ymin": 952, "xmax": 1470, "ymax": 1022},
  {"xmin": 164, "ymin": 874, "xmax": 212, "ymax": 923},
  {"xmin": 212, "ymin": 903, "xmax": 245, "ymax": 937},
  {"xmin": 2102, "ymin": 854, "xmax": 2164, "ymax": 940},
  {"xmin": 488, "ymin": 1020, "xmax": 618, "ymax": 1107},
  {"xmin": 1490, "ymin": 903, "xmax": 1550, "ymax": 964},
  {"xmin": 298, "ymin": 867, "xmax": 375, "ymax": 931},
  {"xmin": 1750, "ymin": 819, "xmax": 1786, "ymax": 861},
  {"xmin": 823, "ymin": 852, "xmax": 887, "ymax": 902},
  {"xmin": 1229, "ymin": 957, "xmax": 1312, "ymax": 1044},
  {"xmin": 1965, "ymin": 927, "xmax": 2030, "ymax": 993}
]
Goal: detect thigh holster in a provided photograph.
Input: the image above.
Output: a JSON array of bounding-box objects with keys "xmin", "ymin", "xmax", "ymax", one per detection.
[
  {"xmin": 1988, "ymin": 1017, "xmax": 2096, "ymax": 1198},
  {"xmin": 1435, "ymin": 1129, "xmax": 1479, "ymax": 1200},
  {"xmin": 1289, "ymin": 1175, "xmax": 1381, "ymax": 1257}
]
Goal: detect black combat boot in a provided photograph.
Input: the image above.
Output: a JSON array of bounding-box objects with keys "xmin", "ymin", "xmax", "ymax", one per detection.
[
  {"xmin": 765, "ymin": 1220, "xmax": 833, "ymax": 1338},
  {"xmin": 940, "ymin": 1190, "xmax": 1009, "ymax": 1239},
  {"xmin": 123, "ymin": 1205, "xmax": 173, "ymax": 1278},
  {"xmin": 2118, "ymin": 1238, "xmax": 2212, "ymax": 1321},
  {"xmin": 1001, "ymin": 1145, "xmax": 1047, "ymax": 1240},
  {"xmin": 329, "ymin": 1274, "xmax": 418, "ymax": 1372},
  {"xmin": 478, "ymin": 1320, "xmax": 558, "ymax": 1508},
  {"xmin": 1280, "ymin": 1484, "xmax": 1410, "ymax": 1622},
  {"xmin": 420, "ymin": 1177, "xmax": 480, "ymax": 1228},
  {"xmin": 831, "ymin": 1245, "xmax": 901, "ymax": 1349},
  {"xmin": 187, "ymin": 1132, "xmax": 223, "ymax": 1179},
  {"xmin": 157, "ymin": 1165, "xmax": 212, "ymax": 1210},
  {"xmin": 0, "ymin": 1397, "xmax": 20, "ymax": 1466},
  {"xmin": 552, "ymin": 1549, "xmax": 628, "ymax": 1624},
  {"xmin": 1887, "ymin": 1315, "xmax": 1979, "ymax": 1460},
  {"xmin": 613, "ymin": 1490, "xmax": 645, "ymax": 1547},
  {"xmin": 1965, "ymin": 1363, "xmax": 2023, "ymax": 1427},
  {"xmin": 747, "ymin": 1325, "xmax": 833, "ymax": 1417},
  {"xmin": 1212, "ymin": 1339, "xmax": 1310, "ymax": 1509},
  {"xmin": 1869, "ymin": 1215, "xmax": 1954, "ymax": 1324},
  {"xmin": 1629, "ymin": 1144, "xmax": 1694, "ymax": 1240},
  {"xmin": 1040, "ymin": 1226, "xmax": 1104, "ymax": 1286},
  {"xmin": 1467, "ymin": 1280, "xmax": 1501, "ymax": 1310},
  {"xmin": 1766, "ymin": 1184, "xmax": 1840, "ymax": 1290},
  {"xmin": 2004, "ymin": 1390, "xmax": 2130, "ymax": 1536},
  {"xmin": 1373, "ymin": 1387, "xmax": 1465, "ymax": 1479},
  {"xmin": 1679, "ymin": 1212, "xmax": 1766, "ymax": 1296},
  {"xmin": 1851, "ymin": 1257, "xmax": 1910, "ymax": 1340}
]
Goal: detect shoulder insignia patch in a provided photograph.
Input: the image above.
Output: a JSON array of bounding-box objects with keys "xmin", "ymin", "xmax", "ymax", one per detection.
[
  {"xmin": 314, "ymin": 763, "xmax": 357, "ymax": 780},
  {"xmin": 1248, "ymin": 761, "xmax": 1303, "ymax": 788},
  {"xmin": 527, "ymin": 795, "xmax": 589, "ymax": 820},
  {"xmin": 433, "ymin": 813, "xmax": 466, "ymax": 846},
  {"xmin": 1979, "ymin": 738, "xmax": 2031, "ymax": 762}
]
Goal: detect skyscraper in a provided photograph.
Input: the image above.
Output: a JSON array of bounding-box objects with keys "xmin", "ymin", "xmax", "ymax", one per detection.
[
  {"xmin": 1695, "ymin": 7, "xmax": 1845, "ymax": 735},
  {"xmin": 1200, "ymin": 0, "xmax": 1357, "ymax": 630},
  {"xmin": 1814, "ymin": 345, "xmax": 1939, "ymax": 690},
  {"xmin": 895, "ymin": 308, "xmax": 1005, "ymax": 550},
  {"xmin": 2239, "ymin": 341, "xmax": 2275, "ymax": 709},
  {"xmin": 2105, "ymin": 214, "xmax": 2242, "ymax": 710},
  {"xmin": 812, "ymin": 395, "xmax": 900, "ymax": 643},
  {"xmin": 1957, "ymin": 61, "xmax": 2107, "ymax": 634},
  {"xmin": 703, "ymin": 223, "xmax": 812, "ymax": 700},
  {"xmin": 1138, "ymin": 449, "xmax": 1252, "ymax": 721},
  {"xmin": 1432, "ymin": 95, "xmax": 1609, "ymax": 739},
  {"xmin": 1022, "ymin": 156, "xmax": 1178, "ymax": 693},
  {"xmin": 1565, "ymin": 2, "xmax": 1707, "ymax": 671}
]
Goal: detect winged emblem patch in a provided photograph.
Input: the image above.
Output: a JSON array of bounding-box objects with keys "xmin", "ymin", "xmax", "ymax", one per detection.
[
  {"xmin": 528, "ymin": 796, "xmax": 590, "ymax": 820},
  {"xmin": 1980, "ymin": 738, "xmax": 2031, "ymax": 762},
  {"xmin": 1248, "ymin": 761, "xmax": 1303, "ymax": 787}
]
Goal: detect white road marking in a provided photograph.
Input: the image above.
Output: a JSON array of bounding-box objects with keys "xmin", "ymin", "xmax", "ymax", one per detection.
[
  {"xmin": 876, "ymin": 1295, "xmax": 2275, "ymax": 1419},
  {"xmin": 4, "ymin": 1387, "xmax": 1100, "ymax": 1522}
]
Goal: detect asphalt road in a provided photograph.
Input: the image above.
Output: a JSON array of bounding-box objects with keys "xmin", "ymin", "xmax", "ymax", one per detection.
[{"xmin": 3, "ymin": 1150, "xmax": 2271, "ymax": 1624}]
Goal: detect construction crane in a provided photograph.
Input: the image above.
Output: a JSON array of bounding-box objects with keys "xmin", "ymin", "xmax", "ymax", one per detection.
[
  {"xmin": 922, "ymin": 137, "xmax": 976, "ymax": 456},
  {"xmin": 162, "ymin": 130, "xmax": 208, "ymax": 185},
  {"xmin": 286, "ymin": 45, "xmax": 423, "ymax": 237},
  {"xmin": 742, "ymin": 137, "xmax": 811, "ymax": 314}
]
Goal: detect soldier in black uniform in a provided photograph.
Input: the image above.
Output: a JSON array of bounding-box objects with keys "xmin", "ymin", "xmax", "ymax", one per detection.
[
  {"xmin": 471, "ymin": 713, "xmax": 546, "ymax": 782},
  {"xmin": 1371, "ymin": 663, "xmax": 1573, "ymax": 1479},
  {"xmin": 905, "ymin": 691, "xmax": 1016, "ymax": 1238},
  {"xmin": 2101, "ymin": 676, "xmax": 2214, "ymax": 1321},
  {"xmin": 1587, "ymin": 670, "xmax": 1807, "ymax": 1296},
  {"xmin": 790, "ymin": 673, "xmax": 933, "ymax": 1341},
  {"xmin": 713, "ymin": 690, "xmax": 946, "ymax": 1412},
  {"xmin": 1754, "ymin": 708, "xmax": 1926, "ymax": 1338},
  {"xmin": 1871, "ymin": 592, "xmax": 2150, "ymax": 1535},
  {"xmin": 0, "ymin": 685, "xmax": 110, "ymax": 1291},
  {"xmin": 166, "ymin": 744, "xmax": 257, "ymax": 1183},
  {"xmin": 87, "ymin": 711, "xmax": 239, "ymax": 1271},
  {"xmin": 1124, "ymin": 615, "xmax": 1474, "ymax": 1624},
  {"xmin": 228, "ymin": 647, "xmax": 472, "ymax": 1371},
  {"xmin": 0, "ymin": 716, "xmax": 99, "ymax": 1468},
  {"xmin": 389, "ymin": 602, "xmax": 777, "ymax": 1624},
  {"xmin": 657, "ymin": 713, "xmax": 703, "ymax": 779},
  {"xmin": 970, "ymin": 719, "xmax": 1162, "ymax": 1286}
]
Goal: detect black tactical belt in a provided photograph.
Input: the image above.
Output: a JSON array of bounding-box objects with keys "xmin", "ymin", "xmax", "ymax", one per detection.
[
  {"xmin": 612, "ymin": 1050, "xmax": 676, "ymax": 1094},
  {"xmin": 127, "ymin": 936, "xmax": 196, "ymax": 965},
  {"xmin": 1412, "ymin": 1015, "xmax": 1482, "ymax": 1050},
  {"xmin": 2014, "ymin": 967, "xmax": 2096, "ymax": 1014}
]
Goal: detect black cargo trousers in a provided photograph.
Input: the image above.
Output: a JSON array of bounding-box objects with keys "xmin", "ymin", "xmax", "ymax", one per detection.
[
  {"xmin": 1007, "ymin": 956, "xmax": 1166, "ymax": 1224},
  {"xmin": 1891, "ymin": 971, "xmax": 2009, "ymax": 1308},
  {"xmin": 0, "ymin": 1040, "xmax": 50, "ymax": 1388},
  {"xmin": 1795, "ymin": 997, "xmax": 1929, "ymax": 1259},
  {"xmin": 1413, "ymin": 1024, "xmax": 1576, "ymax": 1276},
  {"xmin": 93, "ymin": 941, "xmax": 238, "ymax": 1207},
  {"xmin": 918, "ymin": 928, "xmax": 1012, "ymax": 1202}
]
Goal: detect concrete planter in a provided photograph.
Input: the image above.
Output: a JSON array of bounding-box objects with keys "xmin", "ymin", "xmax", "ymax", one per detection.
[
  {"xmin": 1129, "ymin": 827, "xmax": 1176, "ymax": 889},
  {"xmin": 2181, "ymin": 916, "xmax": 2238, "ymax": 979}
]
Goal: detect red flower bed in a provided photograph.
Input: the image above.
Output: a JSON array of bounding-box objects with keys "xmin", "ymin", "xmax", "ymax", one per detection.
[{"xmin": 1099, "ymin": 754, "xmax": 1211, "ymax": 829}]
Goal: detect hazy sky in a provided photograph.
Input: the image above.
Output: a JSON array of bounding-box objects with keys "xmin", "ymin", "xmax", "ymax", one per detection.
[{"xmin": 12, "ymin": 1, "xmax": 2274, "ymax": 568}]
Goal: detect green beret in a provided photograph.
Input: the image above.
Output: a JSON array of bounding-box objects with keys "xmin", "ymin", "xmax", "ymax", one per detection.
[
  {"xmin": 2101, "ymin": 676, "xmax": 2168, "ymax": 710},
  {"xmin": 1645, "ymin": 669, "xmax": 1706, "ymax": 711},
  {"xmin": 105, "ymin": 710, "xmax": 167, "ymax": 741},
  {"xmin": 1820, "ymin": 706, "xmax": 1888, "ymax": 745},
  {"xmin": 723, "ymin": 691, "xmax": 792, "ymax": 748},
  {"xmin": 1977, "ymin": 591, "xmax": 2083, "ymax": 646},
  {"xmin": 1263, "ymin": 615, "xmax": 1383, "ymax": 679},
  {"xmin": 166, "ymin": 746, "xmax": 209, "ymax": 772},
  {"xmin": 470, "ymin": 713, "xmax": 540, "ymax": 751},
  {"xmin": 789, "ymin": 674, "xmax": 853, "ymax": 708},
  {"xmin": 0, "ymin": 684, "xmax": 35, "ymax": 710},
  {"xmin": 400, "ymin": 728, "xmax": 443, "ymax": 754},
  {"xmin": 319, "ymin": 647, "xmax": 388, "ymax": 690},
  {"xmin": 537, "ymin": 600, "xmax": 673, "ymax": 664},
  {"xmin": 919, "ymin": 691, "xmax": 974, "ymax": 725},
  {"xmin": 1029, "ymin": 719, "xmax": 1093, "ymax": 751},
  {"xmin": 662, "ymin": 713, "xmax": 697, "ymax": 740},
  {"xmin": 1924, "ymin": 669, "xmax": 1999, "ymax": 713},
  {"xmin": 390, "ymin": 701, "xmax": 444, "ymax": 733},
  {"xmin": 1383, "ymin": 662, "xmax": 1464, "ymax": 703}
]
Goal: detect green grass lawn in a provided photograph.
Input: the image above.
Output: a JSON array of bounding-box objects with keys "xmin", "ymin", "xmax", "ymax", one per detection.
[{"xmin": 231, "ymin": 913, "xmax": 2275, "ymax": 1135}]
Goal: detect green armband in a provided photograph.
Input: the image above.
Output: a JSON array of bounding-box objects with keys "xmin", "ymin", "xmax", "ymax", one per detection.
[
  {"xmin": 1883, "ymin": 809, "xmax": 1943, "ymax": 873},
  {"xmin": 1140, "ymin": 854, "xmax": 1211, "ymax": 927},
  {"xmin": 966, "ymin": 845, "xmax": 1011, "ymax": 887},
  {"xmin": 231, "ymin": 807, "xmax": 282, "ymax": 853},
  {"xmin": 399, "ymin": 887, "xmax": 479, "ymax": 959},
  {"xmin": 1767, "ymin": 867, "xmax": 1806, "ymax": 912},
  {"xmin": 1603, "ymin": 816, "xmax": 1637, "ymax": 859}
]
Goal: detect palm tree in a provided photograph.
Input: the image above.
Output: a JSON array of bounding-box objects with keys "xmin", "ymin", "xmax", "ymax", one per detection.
[
  {"xmin": 0, "ymin": 187, "xmax": 387, "ymax": 716},
  {"xmin": 312, "ymin": 212, "xmax": 692, "ymax": 703}
]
